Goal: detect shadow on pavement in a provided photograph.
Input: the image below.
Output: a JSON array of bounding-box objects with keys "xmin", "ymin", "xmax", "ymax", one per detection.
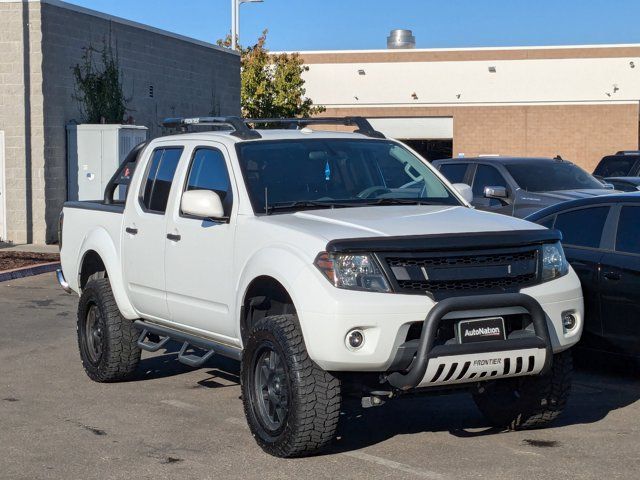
[{"xmin": 132, "ymin": 343, "xmax": 639, "ymax": 455}]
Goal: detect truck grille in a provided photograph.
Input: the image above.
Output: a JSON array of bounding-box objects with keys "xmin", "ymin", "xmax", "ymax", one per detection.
[{"xmin": 380, "ymin": 247, "xmax": 540, "ymax": 299}]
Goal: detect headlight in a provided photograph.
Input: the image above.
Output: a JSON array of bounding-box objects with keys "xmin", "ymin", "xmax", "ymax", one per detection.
[
  {"xmin": 541, "ymin": 242, "xmax": 569, "ymax": 281},
  {"xmin": 314, "ymin": 252, "xmax": 391, "ymax": 292}
]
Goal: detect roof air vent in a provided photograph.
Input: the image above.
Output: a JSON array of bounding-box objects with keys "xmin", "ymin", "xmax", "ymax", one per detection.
[{"xmin": 387, "ymin": 29, "xmax": 416, "ymax": 49}]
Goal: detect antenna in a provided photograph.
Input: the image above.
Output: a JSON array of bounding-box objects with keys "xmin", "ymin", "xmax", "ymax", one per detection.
[{"xmin": 264, "ymin": 187, "xmax": 269, "ymax": 215}]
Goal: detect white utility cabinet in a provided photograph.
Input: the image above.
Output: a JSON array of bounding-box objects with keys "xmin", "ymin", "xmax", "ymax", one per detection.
[{"xmin": 67, "ymin": 124, "xmax": 148, "ymax": 201}]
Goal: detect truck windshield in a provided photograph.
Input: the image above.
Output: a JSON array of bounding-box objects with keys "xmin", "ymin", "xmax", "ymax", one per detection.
[
  {"xmin": 236, "ymin": 139, "xmax": 460, "ymax": 213},
  {"xmin": 505, "ymin": 161, "xmax": 604, "ymax": 192}
]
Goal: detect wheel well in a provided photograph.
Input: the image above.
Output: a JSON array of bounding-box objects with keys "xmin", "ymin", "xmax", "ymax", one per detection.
[
  {"xmin": 79, "ymin": 250, "xmax": 107, "ymax": 289},
  {"xmin": 242, "ymin": 276, "xmax": 296, "ymax": 341}
]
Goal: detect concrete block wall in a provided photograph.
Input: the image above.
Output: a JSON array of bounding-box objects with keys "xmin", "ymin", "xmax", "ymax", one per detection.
[
  {"xmin": 0, "ymin": 0, "xmax": 45, "ymax": 244},
  {"xmin": 1, "ymin": 0, "xmax": 241, "ymax": 244}
]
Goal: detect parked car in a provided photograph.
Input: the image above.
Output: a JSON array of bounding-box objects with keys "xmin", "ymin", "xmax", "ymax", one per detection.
[
  {"xmin": 527, "ymin": 193, "xmax": 640, "ymax": 361},
  {"xmin": 593, "ymin": 150, "xmax": 640, "ymax": 178},
  {"xmin": 604, "ymin": 177, "xmax": 640, "ymax": 192},
  {"xmin": 432, "ymin": 156, "xmax": 616, "ymax": 218},
  {"xmin": 58, "ymin": 117, "xmax": 584, "ymax": 458}
]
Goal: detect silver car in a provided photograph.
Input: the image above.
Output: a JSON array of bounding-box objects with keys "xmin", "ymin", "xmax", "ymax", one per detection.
[{"xmin": 433, "ymin": 156, "xmax": 617, "ymax": 217}]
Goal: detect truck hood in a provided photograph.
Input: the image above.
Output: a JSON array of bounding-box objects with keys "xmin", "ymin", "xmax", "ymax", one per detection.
[
  {"xmin": 535, "ymin": 189, "xmax": 617, "ymax": 202},
  {"xmin": 261, "ymin": 205, "xmax": 544, "ymax": 244}
]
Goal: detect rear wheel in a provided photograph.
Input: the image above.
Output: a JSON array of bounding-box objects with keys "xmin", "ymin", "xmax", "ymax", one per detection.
[
  {"xmin": 472, "ymin": 350, "xmax": 573, "ymax": 430},
  {"xmin": 241, "ymin": 315, "xmax": 341, "ymax": 457},
  {"xmin": 77, "ymin": 278, "xmax": 141, "ymax": 382}
]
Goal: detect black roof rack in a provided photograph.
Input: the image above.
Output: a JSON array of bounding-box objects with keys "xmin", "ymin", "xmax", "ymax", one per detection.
[
  {"xmin": 161, "ymin": 116, "xmax": 262, "ymax": 140},
  {"xmin": 615, "ymin": 150, "xmax": 640, "ymax": 155},
  {"xmin": 244, "ymin": 117, "xmax": 386, "ymax": 139}
]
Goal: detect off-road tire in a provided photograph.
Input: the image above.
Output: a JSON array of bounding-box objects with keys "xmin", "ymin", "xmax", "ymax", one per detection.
[
  {"xmin": 472, "ymin": 349, "xmax": 572, "ymax": 430},
  {"xmin": 241, "ymin": 315, "xmax": 341, "ymax": 457},
  {"xmin": 77, "ymin": 278, "xmax": 141, "ymax": 382}
]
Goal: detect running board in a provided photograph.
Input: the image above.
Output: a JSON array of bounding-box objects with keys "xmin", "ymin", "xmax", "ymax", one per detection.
[{"xmin": 134, "ymin": 320, "xmax": 242, "ymax": 364}]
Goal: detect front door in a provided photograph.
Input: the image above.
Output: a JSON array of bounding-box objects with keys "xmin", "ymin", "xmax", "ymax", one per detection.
[
  {"xmin": 122, "ymin": 145, "xmax": 184, "ymax": 321},
  {"xmin": 470, "ymin": 164, "xmax": 512, "ymax": 215},
  {"xmin": 164, "ymin": 143, "xmax": 238, "ymax": 344},
  {"xmin": 600, "ymin": 205, "xmax": 640, "ymax": 355}
]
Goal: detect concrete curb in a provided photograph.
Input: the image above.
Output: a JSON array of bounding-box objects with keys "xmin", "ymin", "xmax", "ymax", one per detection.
[{"xmin": 0, "ymin": 262, "xmax": 61, "ymax": 283}]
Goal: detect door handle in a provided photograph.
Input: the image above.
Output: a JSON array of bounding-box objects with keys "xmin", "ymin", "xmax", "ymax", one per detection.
[
  {"xmin": 125, "ymin": 227, "xmax": 138, "ymax": 235},
  {"xmin": 166, "ymin": 233, "xmax": 181, "ymax": 242},
  {"xmin": 603, "ymin": 271, "xmax": 621, "ymax": 281}
]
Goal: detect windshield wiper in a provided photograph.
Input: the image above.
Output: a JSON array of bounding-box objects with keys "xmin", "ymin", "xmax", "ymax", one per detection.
[
  {"xmin": 356, "ymin": 198, "xmax": 429, "ymax": 206},
  {"xmin": 265, "ymin": 200, "xmax": 356, "ymax": 214}
]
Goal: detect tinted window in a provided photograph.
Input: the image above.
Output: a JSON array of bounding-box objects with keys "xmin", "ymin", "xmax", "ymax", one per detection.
[
  {"xmin": 506, "ymin": 161, "xmax": 604, "ymax": 192},
  {"xmin": 439, "ymin": 163, "xmax": 467, "ymax": 183},
  {"xmin": 141, "ymin": 147, "xmax": 183, "ymax": 212},
  {"xmin": 594, "ymin": 156, "xmax": 638, "ymax": 177},
  {"xmin": 554, "ymin": 206, "xmax": 609, "ymax": 248},
  {"xmin": 472, "ymin": 165, "xmax": 507, "ymax": 196},
  {"xmin": 236, "ymin": 139, "xmax": 460, "ymax": 213},
  {"xmin": 185, "ymin": 148, "xmax": 233, "ymax": 215},
  {"xmin": 615, "ymin": 206, "xmax": 640, "ymax": 254}
]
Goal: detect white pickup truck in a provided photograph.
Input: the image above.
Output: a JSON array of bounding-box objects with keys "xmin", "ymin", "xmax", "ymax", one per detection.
[{"xmin": 58, "ymin": 117, "xmax": 584, "ymax": 458}]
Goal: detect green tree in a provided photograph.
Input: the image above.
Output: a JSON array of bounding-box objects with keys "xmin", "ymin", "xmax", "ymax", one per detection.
[
  {"xmin": 219, "ymin": 30, "xmax": 324, "ymax": 119},
  {"xmin": 72, "ymin": 38, "xmax": 128, "ymax": 124}
]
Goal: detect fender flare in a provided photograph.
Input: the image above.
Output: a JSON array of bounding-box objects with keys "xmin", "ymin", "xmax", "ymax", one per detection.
[
  {"xmin": 77, "ymin": 227, "xmax": 137, "ymax": 319},
  {"xmin": 236, "ymin": 245, "xmax": 321, "ymax": 343}
]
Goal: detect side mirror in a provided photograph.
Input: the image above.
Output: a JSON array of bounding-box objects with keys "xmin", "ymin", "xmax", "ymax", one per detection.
[
  {"xmin": 601, "ymin": 182, "xmax": 615, "ymax": 190},
  {"xmin": 452, "ymin": 183, "xmax": 473, "ymax": 204},
  {"xmin": 484, "ymin": 185, "xmax": 508, "ymax": 199},
  {"xmin": 181, "ymin": 190, "xmax": 225, "ymax": 220}
]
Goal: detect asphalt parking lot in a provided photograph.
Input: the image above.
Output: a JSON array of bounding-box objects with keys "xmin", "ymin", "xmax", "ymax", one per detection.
[{"xmin": 1, "ymin": 273, "xmax": 639, "ymax": 480}]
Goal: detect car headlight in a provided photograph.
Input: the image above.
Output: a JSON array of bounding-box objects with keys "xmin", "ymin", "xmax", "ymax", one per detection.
[
  {"xmin": 541, "ymin": 242, "xmax": 569, "ymax": 281},
  {"xmin": 314, "ymin": 252, "xmax": 391, "ymax": 292}
]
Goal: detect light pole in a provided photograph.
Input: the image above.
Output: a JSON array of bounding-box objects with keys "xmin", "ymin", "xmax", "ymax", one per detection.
[{"xmin": 231, "ymin": 0, "xmax": 263, "ymax": 50}]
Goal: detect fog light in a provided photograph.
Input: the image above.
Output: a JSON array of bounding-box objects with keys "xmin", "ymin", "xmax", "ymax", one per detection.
[
  {"xmin": 346, "ymin": 329, "xmax": 364, "ymax": 349},
  {"xmin": 562, "ymin": 311, "xmax": 577, "ymax": 330}
]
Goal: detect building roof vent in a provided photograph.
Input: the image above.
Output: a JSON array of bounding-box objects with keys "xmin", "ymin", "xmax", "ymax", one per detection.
[{"xmin": 387, "ymin": 29, "xmax": 416, "ymax": 49}]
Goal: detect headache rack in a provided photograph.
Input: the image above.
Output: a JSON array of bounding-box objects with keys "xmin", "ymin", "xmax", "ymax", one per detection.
[{"xmin": 160, "ymin": 116, "xmax": 385, "ymax": 139}]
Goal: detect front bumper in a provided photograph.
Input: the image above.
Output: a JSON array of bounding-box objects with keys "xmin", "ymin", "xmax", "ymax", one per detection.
[
  {"xmin": 386, "ymin": 293, "xmax": 551, "ymax": 390},
  {"xmin": 297, "ymin": 266, "xmax": 583, "ymax": 372}
]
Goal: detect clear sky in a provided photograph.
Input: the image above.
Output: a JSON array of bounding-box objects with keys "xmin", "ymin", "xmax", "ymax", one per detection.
[{"xmin": 65, "ymin": 0, "xmax": 640, "ymax": 51}]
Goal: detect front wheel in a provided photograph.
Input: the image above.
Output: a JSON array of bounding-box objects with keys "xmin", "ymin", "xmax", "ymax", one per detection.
[
  {"xmin": 241, "ymin": 315, "xmax": 341, "ymax": 457},
  {"xmin": 472, "ymin": 349, "xmax": 573, "ymax": 430}
]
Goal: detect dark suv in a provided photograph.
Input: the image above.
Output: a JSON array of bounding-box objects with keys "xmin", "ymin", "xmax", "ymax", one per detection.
[
  {"xmin": 593, "ymin": 151, "xmax": 640, "ymax": 192},
  {"xmin": 593, "ymin": 151, "xmax": 640, "ymax": 178},
  {"xmin": 433, "ymin": 156, "xmax": 615, "ymax": 217}
]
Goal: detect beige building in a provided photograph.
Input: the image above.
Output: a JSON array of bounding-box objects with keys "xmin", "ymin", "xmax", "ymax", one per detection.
[
  {"xmin": 297, "ymin": 42, "xmax": 640, "ymax": 171},
  {"xmin": 0, "ymin": 0, "xmax": 240, "ymax": 244}
]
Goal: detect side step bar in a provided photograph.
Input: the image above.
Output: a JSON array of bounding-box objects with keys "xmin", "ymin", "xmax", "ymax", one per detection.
[{"xmin": 134, "ymin": 320, "xmax": 242, "ymax": 367}]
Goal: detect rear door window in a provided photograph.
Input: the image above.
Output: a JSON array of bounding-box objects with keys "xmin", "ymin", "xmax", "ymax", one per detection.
[
  {"xmin": 554, "ymin": 206, "xmax": 609, "ymax": 248},
  {"xmin": 438, "ymin": 163, "xmax": 468, "ymax": 184},
  {"xmin": 594, "ymin": 156, "xmax": 638, "ymax": 177},
  {"xmin": 615, "ymin": 206, "xmax": 640, "ymax": 255},
  {"xmin": 141, "ymin": 147, "xmax": 183, "ymax": 213}
]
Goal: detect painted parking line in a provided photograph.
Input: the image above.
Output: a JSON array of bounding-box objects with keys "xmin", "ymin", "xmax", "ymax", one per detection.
[
  {"xmin": 160, "ymin": 399, "xmax": 200, "ymax": 411},
  {"xmin": 342, "ymin": 450, "xmax": 448, "ymax": 479}
]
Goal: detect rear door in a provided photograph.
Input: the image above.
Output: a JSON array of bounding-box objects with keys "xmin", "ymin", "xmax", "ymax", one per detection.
[
  {"xmin": 600, "ymin": 204, "xmax": 640, "ymax": 355},
  {"xmin": 163, "ymin": 141, "xmax": 239, "ymax": 343},
  {"xmin": 552, "ymin": 205, "xmax": 611, "ymax": 343},
  {"xmin": 122, "ymin": 145, "xmax": 184, "ymax": 320}
]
